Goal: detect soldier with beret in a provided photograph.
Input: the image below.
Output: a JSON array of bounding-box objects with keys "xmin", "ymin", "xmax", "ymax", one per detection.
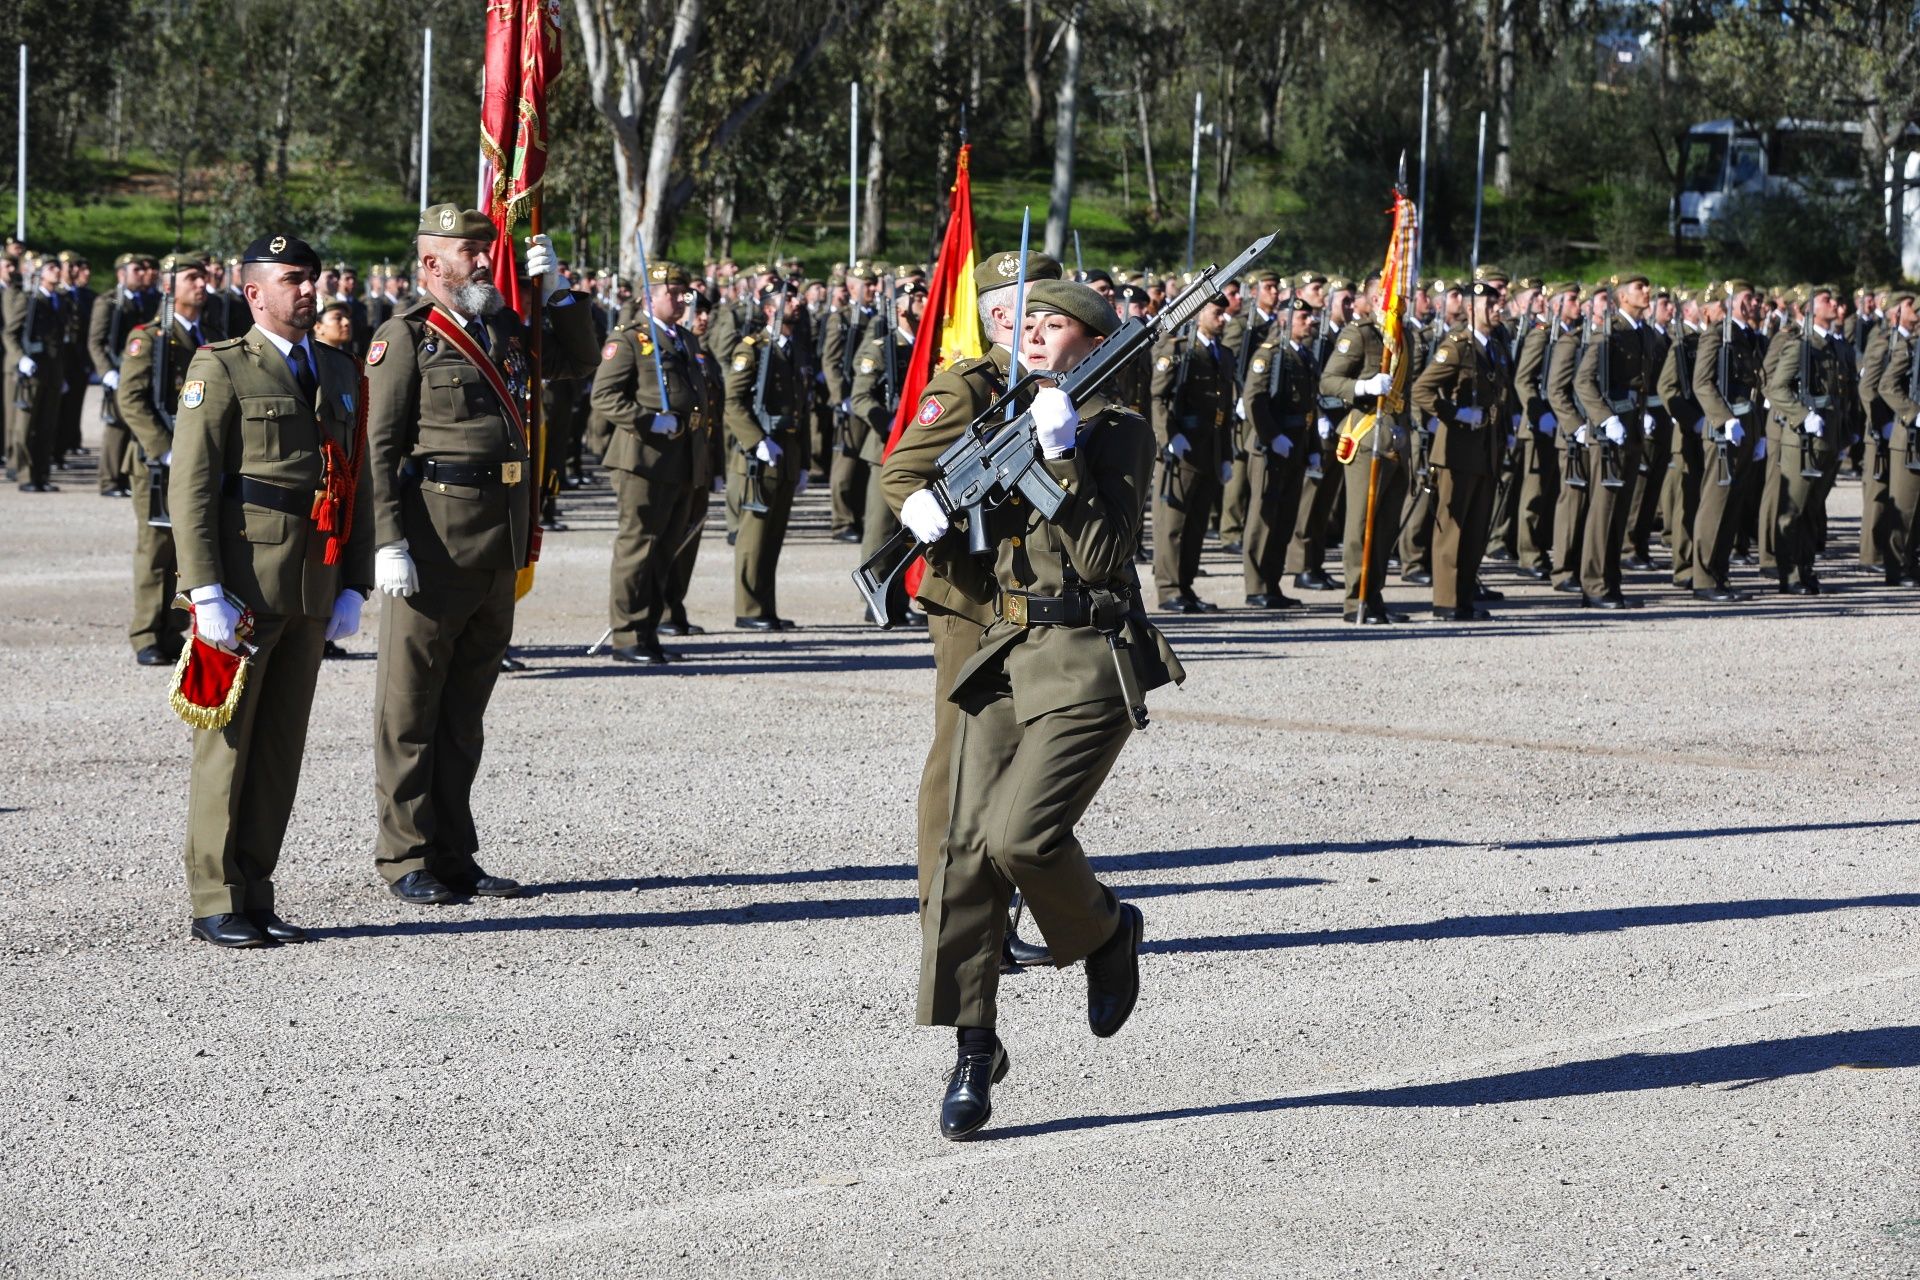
[
  {"xmin": 55, "ymin": 252, "xmax": 96, "ymax": 470},
  {"xmin": 848, "ymin": 277, "xmax": 926, "ymax": 623},
  {"xmin": 660, "ymin": 293, "xmax": 726, "ymax": 637},
  {"xmin": 1288, "ymin": 272, "xmax": 1351, "ymax": 592},
  {"xmin": 592, "ymin": 259, "xmax": 708, "ymax": 664},
  {"xmin": 1321, "ymin": 272, "xmax": 1411, "ymax": 622},
  {"xmin": 1513, "ymin": 281, "xmax": 1575, "ymax": 582},
  {"xmin": 883, "ymin": 248, "xmax": 1062, "ymax": 968},
  {"xmin": 1148, "ymin": 285, "xmax": 1236, "ymax": 612},
  {"xmin": 1690, "ymin": 280, "xmax": 1769, "ymax": 601},
  {"xmin": 823, "ymin": 265, "xmax": 881, "ymax": 543},
  {"xmin": 1218, "ymin": 269, "xmax": 1282, "ymax": 553},
  {"xmin": 168, "ymin": 232, "xmax": 374, "ymax": 946},
  {"xmin": 1571, "ymin": 273, "xmax": 1658, "ymax": 607},
  {"xmin": 89, "ymin": 252, "xmax": 160, "ymax": 498},
  {"xmin": 363, "ymin": 204, "xmax": 600, "ymax": 905},
  {"xmin": 4, "ymin": 253, "xmax": 71, "ymax": 491},
  {"xmin": 1763, "ymin": 284, "xmax": 1858, "ymax": 595},
  {"xmin": 118, "ymin": 252, "xmax": 209, "ymax": 666},
  {"xmin": 1239, "ymin": 297, "xmax": 1317, "ymax": 609},
  {"xmin": 725, "ymin": 282, "xmax": 813, "ymax": 629},
  {"xmin": 916, "ymin": 278, "xmax": 1174, "ymax": 1140}
]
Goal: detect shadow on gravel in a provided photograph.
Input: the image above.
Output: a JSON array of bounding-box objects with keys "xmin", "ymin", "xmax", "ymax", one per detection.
[
  {"xmin": 1146, "ymin": 892, "xmax": 1920, "ymax": 955},
  {"xmin": 977, "ymin": 1026, "xmax": 1920, "ymax": 1140},
  {"xmin": 304, "ymin": 875, "xmax": 1328, "ymax": 940}
]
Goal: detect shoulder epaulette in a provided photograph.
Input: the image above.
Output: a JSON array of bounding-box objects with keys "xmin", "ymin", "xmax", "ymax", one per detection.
[{"xmin": 204, "ymin": 336, "xmax": 247, "ymax": 351}]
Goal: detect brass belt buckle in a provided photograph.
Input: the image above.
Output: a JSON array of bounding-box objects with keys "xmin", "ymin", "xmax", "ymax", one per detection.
[
  {"xmin": 1002, "ymin": 593, "xmax": 1029, "ymax": 627},
  {"xmin": 501, "ymin": 461, "xmax": 523, "ymax": 485}
]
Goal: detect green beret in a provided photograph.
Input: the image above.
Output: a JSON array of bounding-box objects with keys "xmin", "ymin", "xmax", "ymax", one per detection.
[
  {"xmin": 848, "ymin": 264, "xmax": 878, "ymax": 284},
  {"xmin": 1473, "ymin": 263, "xmax": 1509, "ymax": 285},
  {"xmin": 156, "ymin": 252, "xmax": 204, "ymax": 274},
  {"xmin": 1720, "ymin": 279, "xmax": 1755, "ymax": 300},
  {"xmin": 973, "ymin": 250, "xmax": 1063, "ymax": 295},
  {"xmin": 646, "ymin": 260, "xmax": 692, "ymax": 289},
  {"xmin": 1543, "ymin": 280, "xmax": 1577, "ymax": 298},
  {"xmin": 1609, "ymin": 272, "xmax": 1650, "ymax": 290},
  {"xmin": 113, "ymin": 253, "xmax": 137, "ymax": 270},
  {"xmin": 1294, "ymin": 270, "xmax": 1329, "ymax": 289},
  {"xmin": 319, "ymin": 298, "xmax": 351, "ymax": 317},
  {"xmin": 1807, "ymin": 282, "xmax": 1838, "ymax": 300},
  {"xmin": 1023, "ymin": 278, "xmax": 1118, "ymax": 337},
  {"xmin": 1883, "ymin": 290, "xmax": 1916, "ymax": 310},
  {"xmin": 418, "ymin": 203, "xmax": 495, "ymax": 240}
]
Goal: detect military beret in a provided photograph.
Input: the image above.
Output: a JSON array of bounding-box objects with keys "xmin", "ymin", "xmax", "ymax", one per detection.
[
  {"xmin": 896, "ymin": 263, "xmax": 925, "ymax": 280},
  {"xmin": 113, "ymin": 253, "xmax": 137, "ymax": 270},
  {"xmin": 1283, "ymin": 296, "xmax": 1317, "ymax": 313},
  {"xmin": 647, "ymin": 260, "xmax": 692, "ymax": 289},
  {"xmin": 1609, "ymin": 272, "xmax": 1650, "ymax": 289},
  {"xmin": 1884, "ymin": 290, "xmax": 1916, "ymax": 310},
  {"xmin": 1720, "ymin": 278, "xmax": 1756, "ymax": 299},
  {"xmin": 137, "ymin": 254, "xmax": 160, "ymax": 267},
  {"xmin": 319, "ymin": 298, "xmax": 351, "ymax": 317},
  {"xmin": 156, "ymin": 252, "xmax": 204, "ymax": 273},
  {"xmin": 742, "ymin": 262, "xmax": 772, "ymax": 278},
  {"xmin": 1470, "ymin": 280, "xmax": 1500, "ymax": 298},
  {"xmin": 1327, "ymin": 277, "xmax": 1353, "ymax": 293},
  {"xmin": 1806, "ymin": 282, "xmax": 1838, "ymax": 299},
  {"xmin": 1543, "ymin": 280, "xmax": 1577, "ymax": 299},
  {"xmin": 1117, "ymin": 283, "xmax": 1148, "ymax": 305},
  {"xmin": 1253, "ymin": 269, "xmax": 1282, "ymax": 285},
  {"xmin": 1024, "ymin": 279, "xmax": 1119, "ymax": 338},
  {"xmin": 1515, "ymin": 276, "xmax": 1542, "ymax": 292},
  {"xmin": 756, "ymin": 282, "xmax": 792, "ymax": 304},
  {"xmin": 973, "ymin": 250, "xmax": 1062, "ymax": 295},
  {"xmin": 847, "ymin": 264, "xmax": 878, "ymax": 283},
  {"xmin": 896, "ymin": 279, "xmax": 929, "ymax": 298},
  {"xmin": 240, "ymin": 233, "xmax": 321, "ymax": 272},
  {"xmin": 417, "ymin": 203, "xmax": 494, "ymax": 240},
  {"xmin": 1472, "ymin": 263, "xmax": 1510, "ymax": 285},
  {"xmin": 56, "ymin": 250, "xmax": 77, "ymax": 265},
  {"xmin": 1294, "ymin": 270, "xmax": 1329, "ymax": 288}
]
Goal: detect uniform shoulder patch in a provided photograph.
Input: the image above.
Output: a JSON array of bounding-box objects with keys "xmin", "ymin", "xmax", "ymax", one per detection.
[
  {"xmin": 181, "ymin": 380, "xmax": 205, "ymax": 409},
  {"xmin": 367, "ymin": 340, "xmax": 388, "ymax": 366},
  {"xmin": 1434, "ymin": 348, "xmax": 1448, "ymax": 363},
  {"xmin": 639, "ymin": 338, "xmax": 654, "ymax": 356},
  {"xmin": 1250, "ymin": 358, "xmax": 1268, "ymax": 375},
  {"xmin": 128, "ymin": 336, "xmax": 144, "ymax": 358},
  {"xmin": 731, "ymin": 352, "xmax": 752, "ymax": 372},
  {"xmin": 917, "ymin": 397, "xmax": 945, "ymax": 426},
  {"xmin": 858, "ymin": 357, "xmax": 876, "ymax": 374},
  {"xmin": 1155, "ymin": 355, "xmax": 1173, "ymax": 372},
  {"xmin": 1336, "ymin": 338, "xmax": 1352, "ymax": 353},
  {"xmin": 601, "ymin": 341, "xmax": 619, "ymax": 361}
]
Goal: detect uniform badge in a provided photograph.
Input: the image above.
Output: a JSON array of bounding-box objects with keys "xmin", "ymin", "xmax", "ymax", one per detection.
[
  {"xmin": 639, "ymin": 338, "xmax": 654, "ymax": 356},
  {"xmin": 181, "ymin": 380, "xmax": 205, "ymax": 409},
  {"xmin": 917, "ymin": 397, "xmax": 945, "ymax": 425},
  {"xmin": 341, "ymin": 392, "xmax": 354, "ymax": 414},
  {"xmin": 1250, "ymin": 358, "xmax": 1267, "ymax": 375},
  {"xmin": 438, "ymin": 207, "xmax": 456, "ymax": 231},
  {"xmin": 128, "ymin": 337, "xmax": 144, "ymax": 358},
  {"xmin": 1337, "ymin": 339, "xmax": 1352, "ymax": 353},
  {"xmin": 367, "ymin": 340, "xmax": 388, "ymax": 365},
  {"xmin": 731, "ymin": 353, "xmax": 751, "ymax": 372},
  {"xmin": 269, "ymin": 235, "xmax": 287, "ymax": 254},
  {"xmin": 601, "ymin": 341, "xmax": 619, "ymax": 360},
  {"xmin": 1435, "ymin": 348, "xmax": 1448, "ymax": 363},
  {"xmin": 1155, "ymin": 355, "xmax": 1173, "ymax": 372},
  {"xmin": 422, "ymin": 340, "xmax": 438, "ymax": 356},
  {"xmin": 858, "ymin": 357, "xmax": 876, "ymax": 374}
]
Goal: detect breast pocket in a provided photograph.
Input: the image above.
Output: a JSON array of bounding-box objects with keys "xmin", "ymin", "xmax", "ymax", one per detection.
[
  {"xmin": 426, "ymin": 367, "xmax": 485, "ymax": 422},
  {"xmin": 238, "ymin": 394, "xmax": 310, "ymax": 461}
]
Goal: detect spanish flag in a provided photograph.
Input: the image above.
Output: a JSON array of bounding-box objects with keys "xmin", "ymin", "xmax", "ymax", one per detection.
[{"xmin": 882, "ymin": 143, "xmax": 983, "ymax": 460}]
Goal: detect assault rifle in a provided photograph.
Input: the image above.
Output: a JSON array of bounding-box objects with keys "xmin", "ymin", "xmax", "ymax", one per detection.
[{"xmin": 852, "ymin": 230, "xmax": 1277, "ymax": 626}]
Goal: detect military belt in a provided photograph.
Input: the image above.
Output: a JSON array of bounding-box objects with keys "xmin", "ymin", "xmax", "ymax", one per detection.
[
  {"xmin": 418, "ymin": 458, "xmax": 524, "ymax": 488},
  {"xmin": 997, "ymin": 585, "xmax": 1138, "ymax": 629},
  {"xmin": 222, "ymin": 475, "xmax": 313, "ymax": 518}
]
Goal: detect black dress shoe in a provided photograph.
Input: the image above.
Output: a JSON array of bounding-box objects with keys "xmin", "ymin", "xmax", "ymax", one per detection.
[
  {"xmin": 1220, "ymin": 540, "xmax": 1244, "ymax": 555},
  {"xmin": 1475, "ymin": 585, "xmax": 1506, "ymax": 602},
  {"xmin": 726, "ymin": 531, "xmax": 738, "ymax": 546},
  {"xmin": 499, "ymin": 652, "xmax": 528, "ymax": 672},
  {"xmin": 1401, "ymin": 569, "xmax": 1433, "ymax": 586},
  {"xmin": 1159, "ymin": 597, "xmax": 1200, "ymax": 614},
  {"xmin": 1734, "ymin": 551, "xmax": 1758, "ymax": 566},
  {"xmin": 1694, "ymin": 583, "xmax": 1747, "ymax": 603},
  {"xmin": 1552, "ymin": 579, "xmax": 1583, "ymax": 594},
  {"xmin": 191, "ymin": 913, "xmax": 269, "ymax": 948},
  {"xmin": 1003, "ymin": 930, "xmax": 1052, "ymax": 969},
  {"xmin": 939, "ymin": 1040, "xmax": 1009, "ymax": 1141},
  {"xmin": 1433, "ymin": 605, "xmax": 1492, "ymax": 621},
  {"xmin": 1485, "ymin": 546, "xmax": 1517, "ymax": 562},
  {"xmin": 830, "ymin": 529, "xmax": 862, "ymax": 543},
  {"xmin": 1293, "ymin": 570, "xmax": 1337, "ymax": 591},
  {"xmin": 323, "ymin": 640, "xmax": 348, "ymax": 659},
  {"xmin": 136, "ymin": 645, "xmax": 172, "ymax": 667},
  {"xmin": 443, "ymin": 868, "xmax": 524, "ymax": 898},
  {"xmin": 1086, "ymin": 904, "xmax": 1143, "ymax": 1038},
  {"xmin": 1515, "ymin": 565, "xmax": 1550, "ymax": 581},
  {"xmin": 658, "ymin": 615, "xmax": 706, "ymax": 637},
  {"xmin": 1182, "ymin": 594, "xmax": 1218, "ymax": 612},
  {"xmin": 1583, "ymin": 592, "xmax": 1629, "ymax": 609},
  {"xmin": 1349, "ymin": 606, "xmax": 1410, "ymax": 624},
  {"xmin": 389, "ymin": 870, "xmax": 457, "ymax": 905},
  {"xmin": 1781, "ymin": 580, "xmax": 1819, "ymax": 596},
  {"xmin": 1625, "ymin": 552, "xmax": 1656, "ymax": 570},
  {"xmin": 735, "ymin": 616, "xmax": 781, "ymax": 631},
  {"xmin": 247, "ymin": 911, "xmax": 308, "ymax": 943},
  {"xmin": 611, "ymin": 640, "xmax": 673, "ymax": 665}
]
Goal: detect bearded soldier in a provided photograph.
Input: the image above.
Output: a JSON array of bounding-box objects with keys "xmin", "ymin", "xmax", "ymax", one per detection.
[{"xmin": 363, "ymin": 205, "xmax": 599, "ymax": 905}]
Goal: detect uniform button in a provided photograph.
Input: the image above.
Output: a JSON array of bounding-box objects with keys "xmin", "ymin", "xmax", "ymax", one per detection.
[{"xmin": 1010, "ymin": 536, "xmax": 1023, "ymax": 548}]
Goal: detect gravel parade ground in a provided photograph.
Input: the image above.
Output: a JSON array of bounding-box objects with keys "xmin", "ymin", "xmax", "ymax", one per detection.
[{"xmin": 5, "ymin": 402, "xmax": 1917, "ymax": 1279}]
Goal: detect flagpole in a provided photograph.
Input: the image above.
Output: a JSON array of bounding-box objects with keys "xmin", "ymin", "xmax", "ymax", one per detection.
[
  {"xmin": 1472, "ymin": 110, "xmax": 1487, "ymax": 275},
  {"xmin": 1007, "ymin": 207, "xmax": 1031, "ymax": 420},
  {"xmin": 848, "ymin": 82, "xmax": 860, "ymax": 267},
  {"xmin": 1415, "ymin": 69, "xmax": 1429, "ymax": 284},
  {"xmin": 1185, "ymin": 91, "xmax": 1203, "ymax": 274},
  {"xmin": 418, "ymin": 28, "xmax": 432, "ymax": 213},
  {"xmin": 15, "ymin": 45, "xmax": 26, "ymax": 242}
]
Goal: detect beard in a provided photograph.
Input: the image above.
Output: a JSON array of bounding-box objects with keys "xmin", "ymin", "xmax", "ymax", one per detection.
[{"xmin": 453, "ymin": 279, "xmax": 505, "ymax": 316}]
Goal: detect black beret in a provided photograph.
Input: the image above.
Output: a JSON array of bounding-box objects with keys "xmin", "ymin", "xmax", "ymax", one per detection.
[{"xmin": 241, "ymin": 234, "xmax": 321, "ymax": 272}]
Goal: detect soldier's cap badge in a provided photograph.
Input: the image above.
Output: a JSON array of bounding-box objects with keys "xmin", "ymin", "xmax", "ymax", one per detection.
[{"xmin": 269, "ymin": 236, "xmax": 287, "ymax": 255}]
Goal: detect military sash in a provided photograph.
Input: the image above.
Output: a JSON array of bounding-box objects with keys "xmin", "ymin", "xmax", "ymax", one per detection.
[{"xmin": 423, "ymin": 307, "xmax": 528, "ymax": 444}]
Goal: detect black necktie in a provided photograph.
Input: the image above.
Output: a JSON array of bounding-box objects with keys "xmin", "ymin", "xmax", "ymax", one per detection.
[
  {"xmin": 188, "ymin": 324, "xmax": 203, "ymax": 348},
  {"xmin": 289, "ymin": 342, "xmax": 317, "ymax": 400},
  {"xmin": 466, "ymin": 317, "xmax": 491, "ymax": 355}
]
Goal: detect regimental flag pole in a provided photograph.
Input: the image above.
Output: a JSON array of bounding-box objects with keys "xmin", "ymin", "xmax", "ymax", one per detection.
[
  {"xmin": 848, "ymin": 82, "xmax": 860, "ymax": 270},
  {"xmin": 16, "ymin": 44, "xmax": 27, "ymax": 242},
  {"xmin": 418, "ymin": 28, "xmax": 432, "ymax": 214}
]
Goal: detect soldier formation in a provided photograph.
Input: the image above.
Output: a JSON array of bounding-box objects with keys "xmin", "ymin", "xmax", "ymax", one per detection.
[{"xmin": 5, "ymin": 217, "xmax": 1916, "ymax": 1138}]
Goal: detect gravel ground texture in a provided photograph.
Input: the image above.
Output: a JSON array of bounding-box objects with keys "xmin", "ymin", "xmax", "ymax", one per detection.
[{"xmin": 4, "ymin": 399, "xmax": 1917, "ymax": 1279}]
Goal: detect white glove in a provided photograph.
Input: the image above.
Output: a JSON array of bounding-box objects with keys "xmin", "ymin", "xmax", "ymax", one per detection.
[
  {"xmin": 795, "ymin": 469, "xmax": 810, "ymax": 495},
  {"xmin": 1031, "ymin": 386, "xmax": 1079, "ymax": 458},
  {"xmin": 525, "ymin": 233, "xmax": 564, "ymax": 302},
  {"xmin": 325, "ymin": 590, "xmax": 363, "ymax": 642},
  {"xmin": 1166, "ymin": 432, "xmax": 1192, "ymax": 461},
  {"xmin": 1753, "ymin": 436, "xmax": 1768, "ymax": 461},
  {"xmin": 1603, "ymin": 416, "xmax": 1627, "ymax": 447},
  {"xmin": 1219, "ymin": 460, "xmax": 1233, "ymax": 485},
  {"xmin": 649, "ymin": 412, "xmax": 679, "ymax": 436},
  {"xmin": 754, "ymin": 437, "xmax": 782, "ymax": 465},
  {"xmin": 1454, "ymin": 406, "xmax": 1484, "ymax": 425},
  {"xmin": 189, "ymin": 585, "xmax": 241, "ymax": 651},
  {"xmin": 102, "ymin": 370, "xmax": 119, "ymax": 391},
  {"xmin": 1723, "ymin": 419, "xmax": 1745, "ymax": 446},
  {"xmin": 1234, "ymin": 399, "xmax": 1247, "ymax": 420},
  {"xmin": 1271, "ymin": 434, "xmax": 1295, "ymax": 459},
  {"xmin": 16, "ymin": 356, "xmax": 36, "ymax": 377},
  {"xmin": 375, "ymin": 541, "xmax": 418, "ymax": 598},
  {"xmin": 1803, "ymin": 410, "xmax": 1825, "ymax": 437},
  {"xmin": 157, "ymin": 449, "xmax": 172, "ymax": 466},
  {"xmin": 1423, "ymin": 417, "xmax": 1440, "ymax": 435},
  {"xmin": 1537, "ymin": 412, "xmax": 1558, "ymax": 433},
  {"xmin": 901, "ymin": 488, "xmax": 949, "ymax": 543},
  {"xmin": 1357, "ymin": 372, "xmax": 1394, "ymax": 396},
  {"xmin": 1642, "ymin": 413, "xmax": 1657, "ymax": 433},
  {"xmin": 1316, "ymin": 416, "xmax": 1334, "ymax": 440},
  {"xmin": 1575, "ymin": 425, "xmax": 1591, "ymax": 446}
]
